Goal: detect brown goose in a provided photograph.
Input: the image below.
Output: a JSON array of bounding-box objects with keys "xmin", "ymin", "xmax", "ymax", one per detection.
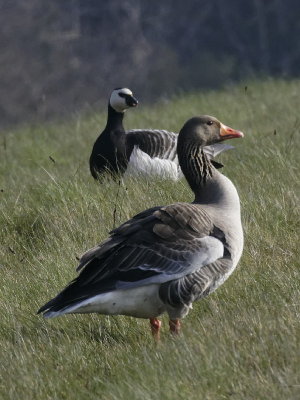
[
  {"xmin": 39, "ymin": 115, "xmax": 244, "ymax": 339},
  {"xmin": 89, "ymin": 88, "xmax": 232, "ymax": 180}
]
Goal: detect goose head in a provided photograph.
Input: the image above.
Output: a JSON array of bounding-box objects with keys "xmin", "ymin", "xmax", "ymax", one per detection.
[
  {"xmin": 177, "ymin": 116, "xmax": 244, "ymax": 196},
  {"xmin": 109, "ymin": 88, "xmax": 138, "ymax": 113},
  {"xmin": 178, "ymin": 115, "xmax": 244, "ymax": 148}
]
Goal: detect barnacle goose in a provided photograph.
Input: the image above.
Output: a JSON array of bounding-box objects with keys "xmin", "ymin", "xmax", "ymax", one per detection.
[{"xmin": 89, "ymin": 88, "xmax": 232, "ymax": 180}]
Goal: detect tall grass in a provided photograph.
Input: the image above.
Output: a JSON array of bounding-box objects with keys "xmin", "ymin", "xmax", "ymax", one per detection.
[{"xmin": 0, "ymin": 79, "xmax": 299, "ymax": 399}]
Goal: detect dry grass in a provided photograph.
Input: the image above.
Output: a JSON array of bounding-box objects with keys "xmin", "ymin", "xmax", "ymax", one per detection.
[{"xmin": 0, "ymin": 79, "xmax": 299, "ymax": 399}]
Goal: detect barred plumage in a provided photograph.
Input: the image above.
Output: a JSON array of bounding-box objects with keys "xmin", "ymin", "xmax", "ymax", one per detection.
[{"xmin": 126, "ymin": 129, "xmax": 178, "ymax": 161}]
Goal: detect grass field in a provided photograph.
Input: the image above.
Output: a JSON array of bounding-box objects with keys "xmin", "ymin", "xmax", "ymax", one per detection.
[{"xmin": 0, "ymin": 79, "xmax": 299, "ymax": 400}]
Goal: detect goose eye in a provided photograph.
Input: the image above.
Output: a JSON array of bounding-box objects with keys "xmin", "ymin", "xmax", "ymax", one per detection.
[
  {"xmin": 207, "ymin": 121, "xmax": 213, "ymax": 126},
  {"xmin": 118, "ymin": 93, "xmax": 126, "ymax": 98}
]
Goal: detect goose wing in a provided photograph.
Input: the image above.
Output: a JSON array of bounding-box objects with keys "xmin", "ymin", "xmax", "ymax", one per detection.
[
  {"xmin": 126, "ymin": 129, "xmax": 178, "ymax": 160},
  {"xmin": 38, "ymin": 203, "xmax": 225, "ymax": 314},
  {"xmin": 126, "ymin": 129, "xmax": 233, "ymax": 160}
]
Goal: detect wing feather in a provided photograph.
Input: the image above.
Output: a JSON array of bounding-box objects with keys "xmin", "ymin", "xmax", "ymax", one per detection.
[
  {"xmin": 126, "ymin": 129, "xmax": 178, "ymax": 160},
  {"xmin": 126, "ymin": 129, "xmax": 234, "ymax": 160},
  {"xmin": 38, "ymin": 203, "xmax": 226, "ymax": 314}
]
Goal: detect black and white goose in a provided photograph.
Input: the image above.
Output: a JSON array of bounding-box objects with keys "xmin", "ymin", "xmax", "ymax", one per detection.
[
  {"xmin": 39, "ymin": 116, "xmax": 244, "ymax": 339},
  {"xmin": 89, "ymin": 88, "xmax": 232, "ymax": 180}
]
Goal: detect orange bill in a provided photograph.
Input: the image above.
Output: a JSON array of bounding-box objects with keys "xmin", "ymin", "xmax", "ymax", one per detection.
[{"xmin": 220, "ymin": 123, "xmax": 244, "ymax": 139}]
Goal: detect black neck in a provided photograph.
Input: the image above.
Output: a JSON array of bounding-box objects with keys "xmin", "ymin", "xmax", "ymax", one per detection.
[
  {"xmin": 105, "ymin": 104, "xmax": 125, "ymax": 130},
  {"xmin": 178, "ymin": 141, "xmax": 214, "ymax": 201}
]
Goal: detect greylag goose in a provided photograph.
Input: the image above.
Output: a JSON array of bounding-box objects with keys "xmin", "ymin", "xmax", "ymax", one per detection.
[
  {"xmin": 89, "ymin": 88, "xmax": 232, "ymax": 180},
  {"xmin": 39, "ymin": 115, "xmax": 244, "ymax": 339}
]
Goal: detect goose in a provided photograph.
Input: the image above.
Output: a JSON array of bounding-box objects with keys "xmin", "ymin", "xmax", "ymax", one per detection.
[
  {"xmin": 39, "ymin": 115, "xmax": 244, "ymax": 340},
  {"xmin": 89, "ymin": 88, "xmax": 232, "ymax": 180}
]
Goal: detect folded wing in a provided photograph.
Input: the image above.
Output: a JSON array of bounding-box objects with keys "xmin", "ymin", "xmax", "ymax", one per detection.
[{"xmin": 38, "ymin": 203, "xmax": 225, "ymax": 314}]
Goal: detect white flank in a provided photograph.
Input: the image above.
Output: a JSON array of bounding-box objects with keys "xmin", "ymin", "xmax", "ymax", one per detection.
[
  {"xmin": 126, "ymin": 146, "xmax": 182, "ymax": 180},
  {"xmin": 45, "ymin": 284, "xmax": 165, "ymax": 319}
]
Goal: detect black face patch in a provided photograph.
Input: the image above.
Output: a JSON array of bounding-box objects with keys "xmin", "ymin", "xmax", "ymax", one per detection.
[
  {"xmin": 118, "ymin": 92, "xmax": 127, "ymax": 98},
  {"xmin": 118, "ymin": 92, "xmax": 138, "ymax": 107}
]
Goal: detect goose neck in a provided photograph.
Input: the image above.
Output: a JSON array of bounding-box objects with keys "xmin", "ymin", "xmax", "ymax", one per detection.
[
  {"xmin": 193, "ymin": 173, "xmax": 236, "ymax": 206},
  {"xmin": 178, "ymin": 141, "xmax": 215, "ymax": 200},
  {"xmin": 106, "ymin": 104, "xmax": 125, "ymax": 130}
]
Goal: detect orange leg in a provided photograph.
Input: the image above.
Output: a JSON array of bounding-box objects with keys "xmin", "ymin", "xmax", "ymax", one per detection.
[
  {"xmin": 169, "ymin": 319, "xmax": 181, "ymax": 335},
  {"xmin": 150, "ymin": 318, "xmax": 162, "ymax": 341}
]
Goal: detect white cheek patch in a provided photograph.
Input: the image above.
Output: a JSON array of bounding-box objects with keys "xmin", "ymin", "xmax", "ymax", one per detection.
[{"xmin": 110, "ymin": 91, "xmax": 127, "ymax": 112}]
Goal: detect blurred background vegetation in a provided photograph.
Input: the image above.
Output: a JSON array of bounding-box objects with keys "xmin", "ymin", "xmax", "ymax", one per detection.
[{"xmin": 0, "ymin": 0, "xmax": 299, "ymax": 129}]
